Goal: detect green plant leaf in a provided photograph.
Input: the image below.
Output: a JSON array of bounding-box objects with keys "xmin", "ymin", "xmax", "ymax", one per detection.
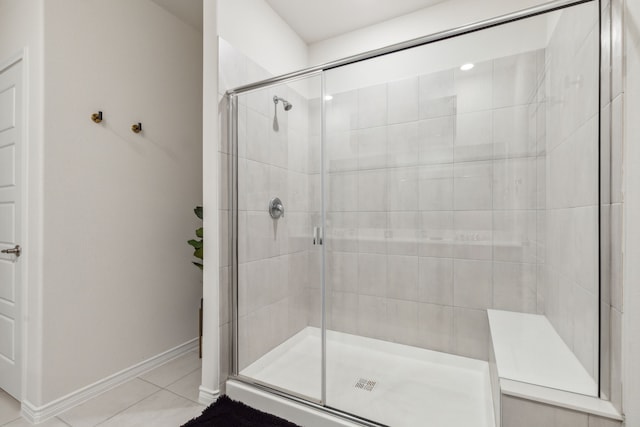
[
  {"xmin": 188, "ymin": 239, "xmax": 202, "ymax": 249},
  {"xmin": 196, "ymin": 227, "xmax": 203, "ymax": 238},
  {"xmin": 194, "ymin": 247, "xmax": 204, "ymax": 260},
  {"xmin": 192, "ymin": 261, "xmax": 204, "ymax": 270},
  {"xmin": 194, "ymin": 206, "xmax": 203, "ymax": 219}
]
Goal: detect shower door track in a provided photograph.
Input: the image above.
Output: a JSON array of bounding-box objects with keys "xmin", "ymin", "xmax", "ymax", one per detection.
[
  {"xmin": 229, "ymin": 376, "xmax": 388, "ymax": 427},
  {"xmin": 226, "ymin": 0, "xmax": 602, "ymax": 424}
]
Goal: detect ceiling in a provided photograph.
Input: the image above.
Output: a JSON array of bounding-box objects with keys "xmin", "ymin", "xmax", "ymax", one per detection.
[
  {"xmin": 265, "ymin": 0, "xmax": 446, "ymax": 44},
  {"xmin": 148, "ymin": 0, "xmax": 447, "ymax": 43},
  {"xmin": 150, "ymin": 0, "xmax": 203, "ymax": 32}
]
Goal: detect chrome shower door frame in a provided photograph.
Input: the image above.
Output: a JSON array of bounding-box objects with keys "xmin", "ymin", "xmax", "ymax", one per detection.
[{"xmin": 226, "ymin": 0, "xmax": 609, "ymax": 423}]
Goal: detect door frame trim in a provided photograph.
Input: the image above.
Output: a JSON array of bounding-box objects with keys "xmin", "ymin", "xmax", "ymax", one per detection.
[{"xmin": 0, "ymin": 48, "xmax": 27, "ymax": 402}]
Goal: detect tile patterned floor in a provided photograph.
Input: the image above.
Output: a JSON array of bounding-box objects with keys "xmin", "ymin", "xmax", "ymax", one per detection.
[{"xmin": 0, "ymin": 350, "xmax": 205, "ymax": 427}]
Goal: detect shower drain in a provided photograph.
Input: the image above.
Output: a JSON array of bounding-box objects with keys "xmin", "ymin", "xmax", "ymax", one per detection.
[{"xmin": 354, "ymin": 378, "xmax": 377, "ymax": 391}]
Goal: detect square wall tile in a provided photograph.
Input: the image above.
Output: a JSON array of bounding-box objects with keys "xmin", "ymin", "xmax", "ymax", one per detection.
[
  {"xmin": 418, "ymin": 303, "xmax": 453, "ymax": 353},
  {"xmin": 388, "ymin": 122, "xmax": 420, "ymax": 167},
  {"xmin": 327, "ymin": 251, "xmax": 358, "ymax": 294},
  {"xmin": 358, "ymin": 212, "xmax": 387, "ymax": 254},
  {"xmin": 387, "ymin": 212, "xmax": 419, "ymax": 256},
  {"xmin": 357, "ymin": 295, "xmax": 386, "ymax": 339},
  {"xmin": 453, "ymin": 259, "xmax": 492, "ymax": 310},
  {"xmin": 326, "ymin": 212, "xmax": 359, "ymax": 253},
  {"xmin": 453, "ymin": 161, "xmax": 493, "ymax": 210},
  {"xmin": 454, "ymin": 60, "xmax": 493, "ymax": 114},
  {"xmin": 327, "ymin": 171, "xmax": 358, "ymax": 212},
  {"xmin": 493, "ymin": 157, "xmax": 537, "ymax": 210},
  {"xmin": 419, "ymin": 211, "xmax": 455, "ymax": 258},
  {"xmin": 388, "ymin": 167, "xmax": 419, "ymax": 211},
  {"xmin": 501, "ymin": 396, "xmax": 554, "ymax": 427},
  {"xmin": 493, "ymin": 262, "xmax": 537, "ymax": 313},
  {"xmin": 358, "ymin": 84, "xmax": 387, "ymax": 128},
  {"xmin": 388, "ymin": 77, "xmax": 419, "ymax": 125},
  {"xmin": 386, "ymin": 255, "xmax": 419, "ymax": 301},
  {"xmin": 493, "ymin": 51, "xmax": 538, "ymax": 108},
  {"xmin": 326, "ymin": 131, "xmax": 357, "ymax": 172},
  {"xmin": 245, "ymin": 109, "xmax": 271, "ymax": 164},
  {"xmin": 385, "ymin": 299, "xmax": 419, "ymax": 346},
  {"xmin": 358, "ymin": 170, "xmax": 388, "ymax": 212},
  {"xmin": 493, "ymin": 210, "xmax": 537, "ymax": 263},
  {"xmin": 419, "ymin": 70, "xmax": 456, "ymax": 119},
  {"xmin": 453, "ymin": 307, "xmax": 489, "ymax": 360},
  {"xmin": 358, "ymin": 253, "xmax": 387, "ymax": 297},
  {"xmin": 357, "ymin": 126, "xmax": 388, "ymax": 170},
  {"xmin": 326, "ymin": 90, "xmax": 358, "ymax": 132},
  {"xmin": 418, "ymin": 116, "xmax": 455, "ymax": 165},
  {"xmin": 493, "ymin": 105, "xmax": 537, "ymax": 159},
  {"xmin": 419, "ymin": 164, "xmax": 454, "ymax": 211},
  {"xmin": 455, "ymin": 111, "xmax": 493, "ymax": 162},
  {"xmin": 452, "ymin": 211, "xmax": 493, "ymax": 260},
  {"xmin": 329, "ymin": 291, "xmax": 358, "ymax": 334},
  {"xmin": 418, "ymin": 257, "xmax": 454, "ymax": 306}
]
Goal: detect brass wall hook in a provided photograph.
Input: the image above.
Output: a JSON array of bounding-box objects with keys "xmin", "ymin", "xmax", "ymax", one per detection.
[
  {"xmin": 91, "ymin": 111, "xmax": 103, "ymax": 123},
  {"xmin": 131, "ymin": 122, "xmax": 142, "ymax": 134}
]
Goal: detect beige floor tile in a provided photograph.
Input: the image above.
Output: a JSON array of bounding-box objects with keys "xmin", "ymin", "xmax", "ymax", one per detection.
[
  {"xmin": 3, "ymin": 417, "xmax": 70, "ymax": 427},
  {"xmin": 166, "ymin": 368, "xmax": 202, "ymax": 403},
  {"xmin": 139, "ymin": 350, "xmax": 201, "ymax": 388},
  {"xmin": 58, "ymin": 378, "xmax": 160, "ymax": 427},
  {"xmin": 0, "ymin": 389, "xmax": 21, "ymax": 425},
  {"xmin": 96, "ymin": 390, "xmax": 204, "ymax": 427}
]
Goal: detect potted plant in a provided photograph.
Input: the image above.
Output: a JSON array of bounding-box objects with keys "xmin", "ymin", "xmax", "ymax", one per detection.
[{"xmin": 188, "ymin": 206, "xmax": 203, "ymax": 357}]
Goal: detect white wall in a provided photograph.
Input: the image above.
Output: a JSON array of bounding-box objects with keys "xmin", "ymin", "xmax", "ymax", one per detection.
[
  {"xmin": 217, "ymin": 0, "xmax": 307, "ymax": 77},
  {"xmin": 0, "ymin": 0, "xmax": 45, "ymax": 406},
  {"xmin": 39, "ymin": 0, "xmax": 203, "ymax": 404},
  {"xmin": 623, "ymin": 0, "xmax": 640, "ymax": 423},
  {"xmin": 309, "ymin": 0, "xmax": 553, "ymax": 67}
]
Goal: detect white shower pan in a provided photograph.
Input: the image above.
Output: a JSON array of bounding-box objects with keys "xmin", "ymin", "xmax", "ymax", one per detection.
[{"xmin": 228, "ymin": 327, "xmax": 495, "ymax": 427}]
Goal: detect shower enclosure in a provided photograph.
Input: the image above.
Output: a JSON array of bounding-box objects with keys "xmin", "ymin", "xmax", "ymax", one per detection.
[{"xmin": 225, "ymin": 1, "xmax": 602, "ymax": 425}]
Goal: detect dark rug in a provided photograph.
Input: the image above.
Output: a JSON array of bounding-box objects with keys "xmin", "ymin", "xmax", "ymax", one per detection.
[{"xmin": 181, "ymin": 395, "xmax": 302, "ymax": 427}]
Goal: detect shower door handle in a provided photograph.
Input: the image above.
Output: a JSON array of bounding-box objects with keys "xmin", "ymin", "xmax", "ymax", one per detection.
[{"xmin": 313, "ymin": 227, "xmax": 323, "ymax": 245}]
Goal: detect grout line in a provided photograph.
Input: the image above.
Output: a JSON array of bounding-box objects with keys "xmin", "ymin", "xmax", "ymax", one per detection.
[
  {"xmin": 163, "ymin": 366, "xmax": 203, "ymax": 389},
  {"xmin": 55, "ymin": 416, "xmax": 73, "ymax": 427},
  {"xmin": 162, "ymin": 388, "xmax": 204, "ymax": 406},
  {"xmin": 93, "ymin": 389, "xmax": 164, "ymax": 427}
]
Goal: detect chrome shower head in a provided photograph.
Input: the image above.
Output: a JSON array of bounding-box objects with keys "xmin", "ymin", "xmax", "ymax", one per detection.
[{"xmin": 273, "ymin": 95, "xmax": 293, "ymax": 111}]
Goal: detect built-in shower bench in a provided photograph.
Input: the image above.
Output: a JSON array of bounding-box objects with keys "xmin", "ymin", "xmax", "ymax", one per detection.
[{"xmin": 487, "ymin": 310, "xmax": 623, "ymax": 427}]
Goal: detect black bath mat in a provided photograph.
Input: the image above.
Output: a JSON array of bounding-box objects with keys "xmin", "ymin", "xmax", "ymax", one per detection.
[{"xmin": 181, "ymin": 395, "xmax": 302, "ymax": 427}]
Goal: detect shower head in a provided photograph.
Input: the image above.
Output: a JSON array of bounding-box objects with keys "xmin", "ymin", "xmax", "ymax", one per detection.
[{"xmin": 273, "ymin": 95, "xmax": 293, "ymax": 111}]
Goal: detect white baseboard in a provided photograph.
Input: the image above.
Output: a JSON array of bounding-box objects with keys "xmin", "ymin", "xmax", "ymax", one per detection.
[
  {"xmin": 21, "ymin": 338, "xmax": 198, "ymax": 424},
  {"xmin": 198, "ymin": 385, "xmax": 219, "ymax": 405}
]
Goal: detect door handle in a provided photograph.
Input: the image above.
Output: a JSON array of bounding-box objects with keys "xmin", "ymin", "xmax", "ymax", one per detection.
[
  {"xmin": 1, "ymin": 245, "xmax": 21, "ymax": 257},
  {"xmin": 313, "ymin": 227, "xmax": 323, "ymax": 245}
]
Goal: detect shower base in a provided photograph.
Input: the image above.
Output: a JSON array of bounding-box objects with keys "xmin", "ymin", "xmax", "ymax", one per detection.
[{"xmin": 233, "ymin": 327, "xmax": 495, "ymax": 427}]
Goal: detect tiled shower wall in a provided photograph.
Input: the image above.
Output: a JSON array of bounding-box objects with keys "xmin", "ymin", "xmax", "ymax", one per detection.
[
  {"xmin": 320, "ymin": 49, "xmax": 546, "ymax": 361},
  {"xmin": 218, "ymin": 39, "xmax": 318, "ymax": 379},
  {"xmin": 540, "ymin": 2, "xmax": 600, "ymax": 380}
]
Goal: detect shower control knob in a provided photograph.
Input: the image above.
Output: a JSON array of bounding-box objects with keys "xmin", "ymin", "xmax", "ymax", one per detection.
[{"xmin": 268, "ymin": 197, "xmax": 284, "ymax": 219}]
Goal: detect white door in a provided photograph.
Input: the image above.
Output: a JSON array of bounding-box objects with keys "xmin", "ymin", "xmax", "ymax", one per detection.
[{"xmin": 0, "ymin": 58, "xmax": 23, "ymax": 400}]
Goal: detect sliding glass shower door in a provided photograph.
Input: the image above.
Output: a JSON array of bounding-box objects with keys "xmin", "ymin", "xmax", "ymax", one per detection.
[
  {"xmin": 321, "ymin": 1, "xmax": 599, "ymax": 424},
  {"xmin": 233, "ymin": 75, "xmax": 324, "ymax": 402},
  {"xmin": 229, "ymin": 1, "xmax": 600, "ymax": 425}
]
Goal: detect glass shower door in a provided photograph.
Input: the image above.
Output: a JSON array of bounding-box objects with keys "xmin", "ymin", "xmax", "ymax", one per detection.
[
  {"xmin": 233, "ymin": 75, "xmax": 324, "ymax": 402},
  {"xmin": 321, "ymin": 3, "xmax": 599, "ymax": 425}
]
